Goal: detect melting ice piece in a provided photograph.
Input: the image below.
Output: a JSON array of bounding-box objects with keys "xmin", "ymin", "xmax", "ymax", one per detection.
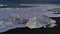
[{"xmin": 26, "ymin": 15, "xmax": 56, "ymax": 29}]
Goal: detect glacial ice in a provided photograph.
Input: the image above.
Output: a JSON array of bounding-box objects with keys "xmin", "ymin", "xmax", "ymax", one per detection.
[{"xmin": 26, "ymin": 15, "xmax": 56, "ymax": 29}]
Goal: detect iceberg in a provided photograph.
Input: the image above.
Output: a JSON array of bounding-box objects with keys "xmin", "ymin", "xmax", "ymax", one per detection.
[{"xmin": 26, "ymin": 15, "xmax": 56, "ymax": 29}]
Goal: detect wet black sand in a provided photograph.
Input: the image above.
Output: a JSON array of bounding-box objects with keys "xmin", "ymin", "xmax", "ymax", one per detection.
[{"xmin": 1, "ymin": 17, "xmax": 60, "ymax": 34}]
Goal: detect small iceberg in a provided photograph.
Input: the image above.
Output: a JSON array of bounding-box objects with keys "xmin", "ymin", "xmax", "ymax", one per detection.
[{"xmin": 26, "ymin": 15, "xmax": 56, "ymax": 29}]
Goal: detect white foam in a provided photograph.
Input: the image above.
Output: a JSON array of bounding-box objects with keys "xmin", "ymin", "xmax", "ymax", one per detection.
[{"xmin": 0, "ymin": 4, "xmax": 60, "ymax": 18}]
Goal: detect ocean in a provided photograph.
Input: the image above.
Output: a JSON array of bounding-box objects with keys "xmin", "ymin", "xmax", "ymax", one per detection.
[
  {"xmin": 0, "ymin": 0, "xmax": 60, "ymax": 33},
  {"xmin": 0, "ymin": 0, "xmax": 60, "ymax": 4},
  {"xmin": 0, "ymin": 0, "xmax": 60, "ymax": 8}
]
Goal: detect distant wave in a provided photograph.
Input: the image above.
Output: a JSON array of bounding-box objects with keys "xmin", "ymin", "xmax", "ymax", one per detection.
[
  {"xmin": 0, "ymin": 4, "xmax": 60, "ymax": 8},
  {"xmin": 0, "ymin": 4, "xmax": 7, "ymax": 7},
  {"xmin": 0, "ymin": 4, "xmax": 39, "ymax": 8}
]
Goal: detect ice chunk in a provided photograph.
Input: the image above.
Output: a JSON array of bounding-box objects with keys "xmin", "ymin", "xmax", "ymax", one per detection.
[{"xmin": 26, "ymin": 15, "xmax": 56, "ymax": 29}]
